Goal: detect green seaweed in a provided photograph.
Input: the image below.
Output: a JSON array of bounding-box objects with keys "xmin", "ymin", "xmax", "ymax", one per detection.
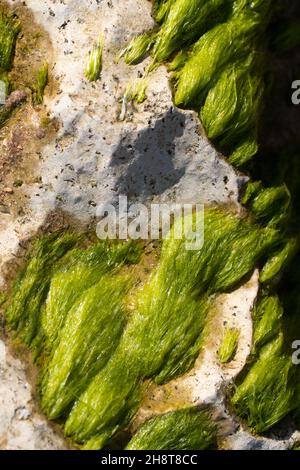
[
  {"xmin": 0, "ymin": 9, "xmax": 20, "ymax": 73},
  {"xmin": 260, "ymin": 238, "xmax": 298, "ymax": 284},
  {"xmin": 152, "ymin": 0, "xmax": 229, "ymax": 63},
  {"xmin": 41, "ymin": 274, "xmax": 131, "ymax": 419},
  {"xmin": 126, "ymin": 408, "xmax": 216, "ymax": 450},
  {"xmin": 33, "ymin": 63, "xmax": 48, "ymax": 105},
  {"xmin": 200, "ymin": 55, "xmax": 264, "ymax": 160},
  {"xmin": 232, "ymin": 334, "xmax": 297, "ymax": 433},
  {"xmin": 174, "ymin": 18, "xmax": 259, "ymax": 108},
  {"xmin": 0, "ymin": 9, "xmax": 20, "ymax": 126},
  {"xmin": 252, "ymin": 295, "xmax": 283, "ymax": 353},
  {"xmin": 39, "ymin": 241, "xmax": 140, "ymax": 351},
  {"xmin": 120, "ymin": 0, "xmax": 277, "ymax": 166},
  {"xmin": 218, "ymin": 327, "xmax": 239, "ymax": 364},
  {"xmin": 85, "ymin": 35, "xmax": 104, "ymax": 82},
  {"xmin": 6, "ymin": 205, "xmax": 291, "ymax": 447},
  {"xmin": 232, "ymin": 288, "xmax": 300, "ymax": 433},
  {"xmin": 120, "ymin": 33, "xmax": 154, "ymax": 65},
  {"xmin": 64, "ymin": 208, "xmax": 281, "ymax": 447},
  {"xmin": 125, "ymin": 78, "xmax": 148, "ymax": 104},
  {"xmin": 153, "ymin": 0, "xmax": 174, "ymax": 23}
]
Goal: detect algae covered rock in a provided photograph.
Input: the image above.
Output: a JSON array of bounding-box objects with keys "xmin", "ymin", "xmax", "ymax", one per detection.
[{"xmin": 1, "ymin": 0, "xmax": 300, "ymax": 452}]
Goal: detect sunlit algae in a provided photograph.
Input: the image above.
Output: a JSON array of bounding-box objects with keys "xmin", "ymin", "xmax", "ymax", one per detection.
[
  {"xmin": 0, "ymin": 8, "xmax": 20, "ymax": 126},
  {"xmin": 232, "ymin": 181, "xmax": 300, "ymax": 433},
  {"xmin": 218, "ymin": 327, "xmax": 240, "ymax": 364},
  {"xmin": 126, "ymin": 408, "xmax": 216, "ymax": 450},
  {"xmin": 7, "ymin": 206, "xmax": 288, "ymax": 448},
  {"xmin": 122, "ymin": 0, "xmax": 275, "ymax": 166},
  {"xmin": 85, "ymin": 35, "xmax": 104, "ymax": 82}
]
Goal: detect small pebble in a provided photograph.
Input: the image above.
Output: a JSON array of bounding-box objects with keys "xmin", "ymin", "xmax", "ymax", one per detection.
[{"xmin": 4, "ymin": 187, "xmax": 13, "ymax": 194}]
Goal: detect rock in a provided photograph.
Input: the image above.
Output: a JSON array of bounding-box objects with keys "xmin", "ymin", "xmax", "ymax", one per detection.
[
  {"xmin": 4, "ymin": 90, "xmax": 27, "ymax": 111},
  {"xmin": 0, "ymin": 0, "xmax": 292, "ymax": 450}
]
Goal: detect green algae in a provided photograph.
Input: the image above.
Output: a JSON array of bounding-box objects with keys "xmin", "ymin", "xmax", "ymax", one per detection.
[
  {"xmin": 252, "ymin": 295, "xmax": 283, "ymax": 353},
  {"xmin": 260, "ymin": 238, "xmax": 298, "ymax": 284},
  {"xmin": 85, "ymin": 35, "xmax": 104, "ymax": 82},
  {"xmin": 6, "ymin": 236, "xmax": 140, "ymax": 349},
  {"xmin": 33, "ymin": 63, "xmax": 48, "ymax": 105},
  {"xmin": 120, "ymin": 33, "xmax": 154, "ymax": 65},
  {"xmin": 200, "ymin": 55, "xmax": 264, "ymax": 161},
  {"xmin": 120, "ymin": 0, "xmax": 279, "ymax": 167},
  {"xmin": 232, "ymin": 288, "xmax": 300, "ymax": 433},
  {"xmin": 5, "ymin": 204, "xmax": 293, "ymax": 447},
  {"xmin": 39, "ymin": 241, "xmax": 140, "ymax": 352},
  {"xmin": 6, "ymin": 233, "xmax": 80, "ymax": 345},
  {"xmin": 173, "ymin": 18, "xmax": 259, "ymax": 109},
  {"xmin": 125, "ymin": 78, "xmax": 148, "ymax": 104},
  {"xmin": 0, "ymin": 9, "xmax": 20, "ymax": 73},
  {"xmin": 232, "ymin": 331, "xmax": 299, "ymax": 433},
  {"xmin": 64, "ymin": 208, "xmax": 282, "ymax": 447},
  {"xmin": 152, "ymin": 0, "xmax": 229, "ymax": 63},
  {"xmin": 41, "ymin": 274, "xmax": 131, "ymax": 419},
  {"xmin": 126, "ymin": 408, "xmax": 216, "ymax": 450},
  {"xmin": 218, "ymin": 327, "xmax": 239, "ymax": 364},
  {"xmin": 0, "ymin": 8, "xmax": 20, "ymax": 126},
  {"xmin": 153, "ymin": 0, "xmax": 173, "ymax": 23}
]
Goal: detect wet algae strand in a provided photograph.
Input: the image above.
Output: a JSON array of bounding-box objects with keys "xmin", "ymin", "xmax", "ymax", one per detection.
[
  {"xmin": 6, "ymin": 207, "xmax": 286, "ymax": 449},
  {"xmin": 231, "ymin": 180, "xmax": 300, "ymax": 433},
  {"xmin": 0, "ymin": 9, "xmax": 20, "ymax": 73},
  {"xmin": 122, "ymin": 0, "xmax": 276, "ymax": 167}
]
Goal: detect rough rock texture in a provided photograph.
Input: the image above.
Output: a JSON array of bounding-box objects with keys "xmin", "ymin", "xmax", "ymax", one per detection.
[{"xmin": 0, "ymin": 341, "xmax": 68, "ymax": 449}]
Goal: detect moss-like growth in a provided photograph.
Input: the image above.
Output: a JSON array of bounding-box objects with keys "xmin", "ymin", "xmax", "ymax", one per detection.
[
  {"xmin": 252, "ymin": 295, "xmax": 283, "ymax": 353},
  {"xmin": 126, "ymin": 408, "xmax": 216, "ymax": 450},
  {"xmin": 41, "ymin": 274, "xmax": 131, "ymax": 419},
  {"xmin": 232, "ymin": 291, "xmax": 300, "ymax": 433},
  {"xmin": 0, "ymin": 9, "xmax": 20, "ymax": 72},
  {"xmin": 33, "ymin": 63, "xmax": 48, "ymax": 105},
  {"xmin": 64, "ymin": 209, "xmax": 282, "ymax": 448},
  {"xmin": 121, "ymin": 0, "xmax": 278, "ymax": 167},
  {"xmin": 232, "ymin": 334, "xmax": 297, "ymax": 433},
  {"xmin": 125, "ymin": 78, "xmax": 148, "ymax": 104},
  {"xmin": 272, "ymin": 20, "xmax": 300, "ymax": 52},
  {"xmin": 152, "ymin": 0, "xmax": 229, "ymax": 63},
  {"xmin": 0, "ymin": 8, "xmax": 20, "ymax": 126},
  {"xmin": 85, "ymin": 35, "xmax": 104, "ymax": 82},
  {"xmin": 218, "ymin": 327, "xmax": 239, "ymax": 364},
  {"xmin": 6, "ymin": 203, "xmax": 292, "ymax": 448},
  {"xmin": 6, "ymin": 233, "xmax": 80, "ymax": 345},
  {"xmin": 120, "ymin": 33, "xmax": 154, "ymax": 65}
]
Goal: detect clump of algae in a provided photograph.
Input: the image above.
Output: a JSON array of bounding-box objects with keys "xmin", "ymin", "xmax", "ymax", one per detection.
[
  {"xmin": 230, "ymin": 178, "xmax": 300, "ymax": 433},
  {"xmin": 218, "ymin": 327, "xmax": 240, "ymax": 364},
  {"xmin": 32, "ymin": 63, "xmax": 48, "ymax": 105},
  {"xmin": 5, "ymin": 204, "xmax": 292, "ymax": 448},
  {"xmin": 232, "ymin": 331, "xmax": 298, "ymax": 433},
  {"xmin": 126, "ymin": 408, "xmax": 216, "ymax": 450},
  {"xmin": 120, "ymin": 33, "xmax": 154, "ymax": 65},
  {"xmin": 120, "ymin": 0, "xmax": 278, "ymax": 167},
  {"xmin": 0, "ymin": 8, "xmax": 20, "ymax": 126},
  {"xmin": 124, "ymin": 78, "xmax": 148, "ymax": 104},
  {"xmin": 0, "ymin": 9, "xmax": 20, "ymax": 73},
  {"xmin": 85, "ymin": 35, "xmax": 104, "ymax": 82}
]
